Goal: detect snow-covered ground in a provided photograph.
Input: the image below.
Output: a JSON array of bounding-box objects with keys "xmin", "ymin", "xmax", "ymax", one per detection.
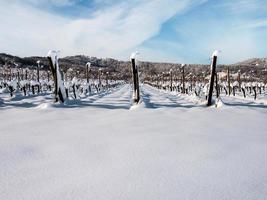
[{"xmin": 1, "ymin": 84, "xmax": 267, "ymax": 200}]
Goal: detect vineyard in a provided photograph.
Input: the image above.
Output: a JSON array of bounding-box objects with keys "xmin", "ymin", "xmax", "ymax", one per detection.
[
  {"xmin": 0, "ymin": 51, "xmax": 267, "ymax": 108},
  {"xmin": 1, "ymin": 51, "xmax": 267, "ymax": 200}
]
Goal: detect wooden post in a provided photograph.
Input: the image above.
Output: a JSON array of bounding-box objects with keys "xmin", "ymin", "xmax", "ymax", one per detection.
[
  {"xmin": 32, "ymin": 85, "xmax": 35, "ymax": 95},
  {"xmin": 47, "ymin": 50, "xmax": 67, "ymax": 103},
  {"xmin": 47, "ymin": 56, "xmax": 58, "ymax": 102},
  {"xmin": 207, "ymin": 52, "xmax": 218, "ymax": 106},
  {"xmin": 182, "ymin": 64, "xmax": 185, "ymax": 94},
  {"xmin": 17, "ymin": 70, "xmax": 20, "ymax": 84},
  {"xmin": 106, "ymin": 72, "xmax": 109, "ymax": 88},
  {"xmin": 253, "ymin": 86, "xmax": 257, "ymax": 100},
  {"xmin": 9, "ymin": 86, "xmax": 14, "ymax": 97},
  {"xmin": 170, "ymin": 69, "xmax": 173, "ymax": 92},
  {"xmin": 136, "ymin": 65, "xmax": 140, "ymax": 100},
  {"xmin": 98, "ymin": 68, "xmax": 102, "ymax": 92},
  {"xmin": 36, "ymin": 61, "xmax": 40, "ymax": 94},
  {"xmin": 233, "ymin": 85, "xmax": 236, "ymax": 96},
  {"xmin": 9, "ymin": 67, "xmax": 11, "ymax": 81},
  {"xmin": 86, "ymin": 62, "xmax": 91, "ymax": 94},
  {"xmin": 157, "ymin": 74, "xmax": 159, "ymax": 89},
  {"xmin": 131, "ymin": 57, "xmax": 140, "ymax": 104},
  {"xmin": 162, "ymin": 72, "xmax": 165, "ymax": 89},
  {"xmin": 227, "ymin": 67, "xmax": 231, "ymax": 96},
  {"xmin": 242, "ymin": 87, "xmax": 246, "ymax": 98},
  {"xmin": 238, "ymin": 69, "xmax": 241, "ymax": 92},
  {"xmin": 23, "ymin": 85, "xmax": 26, "ymax": 96},
  {"xmin": 86, "ymin": 62, "xmax": 90, "ymax": 84},
  {"xmin": 37, "ymin": 61, "xmax": 40, "ymax": 83}
]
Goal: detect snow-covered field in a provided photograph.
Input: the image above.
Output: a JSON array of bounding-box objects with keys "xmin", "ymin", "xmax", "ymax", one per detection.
[{"xmin": 1, "ymin": 84, "xmax": 267, "ymax": 200}]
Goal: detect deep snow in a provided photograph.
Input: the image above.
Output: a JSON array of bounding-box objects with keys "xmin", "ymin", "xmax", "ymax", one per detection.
[{"xmin": 1, "ymin": 84, "xmax": 267, "ymax": 200}]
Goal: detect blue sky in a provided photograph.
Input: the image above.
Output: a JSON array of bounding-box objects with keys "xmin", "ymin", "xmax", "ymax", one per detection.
[{"xmin": 0, "ymin": 0, "xmax": 267, "ymax": 64}]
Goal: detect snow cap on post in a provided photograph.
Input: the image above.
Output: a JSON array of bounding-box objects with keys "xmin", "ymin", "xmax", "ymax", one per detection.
[
  {"xmin": 130, "ymin": 51, "xmax": 139, "ymax": 60},
  {"xmin": 47, "ymin": 50, "xmax": 58, "ymax": 57},
  {"xmin": 212, "ymin": 50, "xmax": 220, "ymax": 58},
  {"xmin": 86, "ymin": 62, "xmax": 91, "ymax": 67},
  {"xmin": 47, "ymin": 50, "xmax": 60, "ymax": 65}
]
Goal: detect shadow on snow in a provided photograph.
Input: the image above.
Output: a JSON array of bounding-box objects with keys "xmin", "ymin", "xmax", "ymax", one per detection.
[
  {"xmin": 0, "ymin": 88, "xmax": 131, "ymax": 110},
  {"xmin": 140, "ymin": 90, "xmax": 199, "ymax": 109}
]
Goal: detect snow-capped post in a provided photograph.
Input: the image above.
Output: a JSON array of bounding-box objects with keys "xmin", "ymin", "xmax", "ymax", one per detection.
[
  {"xmin": 31, "ymin": 81, "xmax": 35, "ymax": 95},
  {"xmin": 162, "ymin": 72, "xmax": 165, "ymax": 89},
  {"xmin": 106, "ymin": 71, "xmax": 109, "ymax": 88},
  {"xmin": 37, "ymin": 60, "xmax": 40, "ymax": 83},
  {"xmin": 170, "ymin": 69, "xmax": 173, "ymax": 92},
  {"xmin": 157, "ymin": 74, "xmax": 160, "ymax": 89},
  {"xmin": 86, "ymin": 62, "xmax": 90, "ymax": 84},
  {"xmin": 238, "ymin": 69, "xmax": 241, "ymax": 92},
  {"xmin": 36, "ymin": 60, "xmax": 40, "ymax": 93},
  {"xmin": 98, "ymin": 68, "xmax": 102, "ymax": 92},
  {"xmin": 72, "ymin": 77, "xmax": 77, "ymax": 99},
  {"xmin": 207, "ymin": 50, "xmax": 219, "ymax": 106},
  {"xmin": 130, "ymin": 52, "xmax": 140, "ymax": 104},
  {"xmin": 189, "ymin": 72, "xmax": 192, "ymax": 92},
  {"xmin": 181, "ymin": 64, "xmax": 185, "ymax": 94},
  {"xmin": 241, "ymin": 83, "xmax": 246, "ymax": 98},
  {"xmin": 253, "ymin": 84, "xmax": 257, "ymax": 100},
  {"xmin": 47, "ymin": 50, "xmax": 67, "ymax": 103},
  {"xmin": 227, "ymin": 67, "xmax": 231, "ymax": 96},
  {"xmin": 16, "ymin": 68, "xmax": 20, "ymax": 84},
  {"xmin": 14, "ymin": 63, "xmax": 20, "ymax": 85},
  {"xmin": 25, "ymin": 69, "xmax": 28, "ymax": 80},
  {"xmin": 86, "ymin": 62, "xmax": 91, "ymax": 93}
]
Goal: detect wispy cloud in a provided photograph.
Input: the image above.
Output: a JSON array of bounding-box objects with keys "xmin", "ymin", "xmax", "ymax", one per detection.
[
  {"xmin": 165, "ymin": 0, "xmax": 267, "ymax": 64},
  {"xmin": 13, "ymin": 0, "xmax": 79, "ymax": 7},
  {"xmin": 0, "ymin": 0, "xmax": 202, "ymax": 61},
  {"xmin": 237, "ymin": 19, "xmax": 267, "ymax": 29},
  {"xmin": 213, "ymin": 0, "xmax": 267, "ymax": 15},
  {"xmin": 0, "ymin": 0, "xmax": 266, "ymax": 64}
]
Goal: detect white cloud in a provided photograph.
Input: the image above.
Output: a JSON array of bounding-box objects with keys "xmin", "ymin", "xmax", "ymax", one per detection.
[
  {"xmin": 213, "ymin": 0, "xmax": 267, "ymax": 15},
  {"xmin": 0, "ymin": 0, "xmax": 203, "ymax": 61},
  {"xmin": 8, "ymin": 0, "xmax": 78, "ymax": 6},
  {"xmin": 170, "ymin": 0, "xmax": 267, "ymax": 64},
  {"xmin": 237, "ymin": 19, "xmax": 267, "ymax": 29},
  {"xmin": 1, "ymin": 0, "xmax": 266, "ymax": 64}
]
